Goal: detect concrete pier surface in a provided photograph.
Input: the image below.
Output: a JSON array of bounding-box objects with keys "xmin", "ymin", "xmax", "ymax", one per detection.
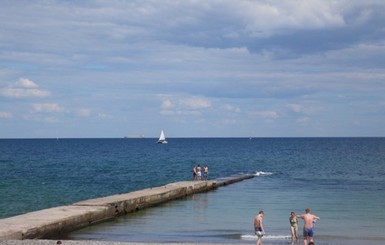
[{"xmin": 0, "ymin": 174, "xmax": 254, "ymax": 240}]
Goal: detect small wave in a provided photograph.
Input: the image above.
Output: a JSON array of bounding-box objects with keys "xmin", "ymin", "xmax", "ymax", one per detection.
[
  {"xmin": 254, "ymin": 171, "xmax": 273, "ymax": 176},
  {"xmin": 241, "ymin": 234, "xmax": 290, "ymax": 240}
]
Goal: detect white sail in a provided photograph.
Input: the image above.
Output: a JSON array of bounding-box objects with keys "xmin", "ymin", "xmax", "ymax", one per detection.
[{"xmin": 157, "ymin": 130, "xmax": 168, "ymax": 144}]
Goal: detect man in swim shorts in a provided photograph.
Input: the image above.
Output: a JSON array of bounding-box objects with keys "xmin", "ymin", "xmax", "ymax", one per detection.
[
  {"xmin": 297, "ymin": 208, "xmax": 320, "ymax": 245},
  {"xmin": 254, "ymin": 210, "xmax": 265, "ymax": 245},
  {"xmin": 203, "ymin": 165, "xmax": 208, "ymax": 180}
]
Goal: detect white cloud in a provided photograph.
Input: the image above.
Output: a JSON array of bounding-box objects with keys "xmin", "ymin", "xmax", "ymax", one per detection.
[
  {"xmin": 161, "ymin": 99, "xmax": 173, "ymax": 110},
  {"xmin": 23, "ymin": 114, "xmax": 59, "ymax": 123},
  {"xmin": 223, "ymin": 104, "xmax": 240, "ymax": 113},
  {"xmin": 1, "ymin": 88, "xmax": 50, "ymax": 98},
  {"xmin": 237, "ymin": 0, "xmax": 346, "ymax": 38},
  {"xmin": 0, "ymin": 78, "xmax": 50, "ymax": 98},
  {"xmin": 0, "ymin": 1, "xmax": 384, "ymax": 137},
  {"xmin": 181, "ymin": 97, "xmax": 211, "ymax": 110},
  {"xmin": 160, "ymin": 97, "xmax": 211, "ymax": 116},
  {"xmin": 98, "ymin": 113, "xmax": 109, "ymax": 119},
  {"xmin": 251, "ymin": 110, "xmax": 279, "ymax": 119},
  {"xmin": 160, "ymin": 109, "xmax": 201, "ymax": 116},
  {"xmin": 287, "ymin": 103, "xmax": 303, "ymax": 113},
  {"xmin": 0, "ymin": 111, "xmax": 12, "ymax": 119},
  {"xmin": 32, "ymin": 103, "xmax": 64, "ymax": 113},
  {"xmin": 76, "ymin": 108, "xmax": 92, "ymax": 117},
  {"xmin": 16, "ymin": 78, "xmax": 39, "ymax": 88}
]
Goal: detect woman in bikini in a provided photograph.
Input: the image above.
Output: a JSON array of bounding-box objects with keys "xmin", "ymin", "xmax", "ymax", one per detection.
[{"xmin": 289, "ymin": 211, "xmax": 299, "ymax": 243}]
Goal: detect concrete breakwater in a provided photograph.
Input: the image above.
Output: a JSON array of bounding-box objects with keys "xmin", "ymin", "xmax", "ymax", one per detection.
[{"xmin": 0, "ymin": 174, "xmax": 254, "ymax": 240}]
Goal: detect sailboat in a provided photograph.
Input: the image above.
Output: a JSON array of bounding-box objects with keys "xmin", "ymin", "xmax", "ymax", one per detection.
[{"xmin": 157, "ymin": 130, "xmax": 168, "ymax": 144}]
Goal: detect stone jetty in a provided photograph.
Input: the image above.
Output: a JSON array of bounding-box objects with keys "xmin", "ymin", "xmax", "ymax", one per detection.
[{"xmin": 0, "ymin": 174, "xmax": 254, "ymax": 240}]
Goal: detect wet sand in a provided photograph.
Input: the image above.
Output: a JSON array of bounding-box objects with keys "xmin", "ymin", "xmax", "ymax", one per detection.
[{"xmin": 0, "ymin": 241, "xmax": 259, "ymax": 245}]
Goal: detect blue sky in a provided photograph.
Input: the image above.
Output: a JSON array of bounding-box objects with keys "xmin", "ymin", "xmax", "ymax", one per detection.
[{"xmin": 1, "ymin": 0, "xmax": 385, "ymax": 138}]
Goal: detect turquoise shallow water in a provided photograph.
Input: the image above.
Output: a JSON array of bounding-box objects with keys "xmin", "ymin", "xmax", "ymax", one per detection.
[
  {"xmin": 66, "ymin": 175, "xmax": 385, "ymax": 245},
  {"xmin": 1, "ymin": 138, "xmax": 385, "ymax": 244}
]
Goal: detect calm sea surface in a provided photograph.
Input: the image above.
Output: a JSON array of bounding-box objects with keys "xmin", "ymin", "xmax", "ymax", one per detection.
[{"xmin": 1, "ymin": 138, "xmax": 385, "ymax": 245}]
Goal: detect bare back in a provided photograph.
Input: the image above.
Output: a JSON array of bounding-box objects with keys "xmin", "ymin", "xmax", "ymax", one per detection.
[
  {"xmin": 254, "ymin": 214, "xmax": 263, "ymax": 228},
  {"xmin": 299, "ymin": 213, "xmax": 319, "ymax": 228}
]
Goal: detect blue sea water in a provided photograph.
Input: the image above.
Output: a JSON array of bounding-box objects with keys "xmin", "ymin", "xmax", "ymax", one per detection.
[{"xmin": 1, "ymin": 138, "xmax": 385, "ymax": 245}]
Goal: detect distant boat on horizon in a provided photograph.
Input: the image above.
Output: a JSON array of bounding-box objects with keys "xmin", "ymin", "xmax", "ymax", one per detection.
[
  {"xmin": 124, "ymin": 134, "xmax": 145, "ymax": 139},
  {"xmin": 157, "ymin": 130, "xmax": 168, "ymax": 144}
]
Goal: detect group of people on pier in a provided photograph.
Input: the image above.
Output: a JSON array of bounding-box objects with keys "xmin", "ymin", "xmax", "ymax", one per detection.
[{"xmin": 192, "ymin": 164, "xmax": 208, "ymax": 181}]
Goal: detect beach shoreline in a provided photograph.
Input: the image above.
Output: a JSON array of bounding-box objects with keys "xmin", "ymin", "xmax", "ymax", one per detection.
[{"xmin": 0, "ymin": 241, "xmax": 258, "ymax": 245}]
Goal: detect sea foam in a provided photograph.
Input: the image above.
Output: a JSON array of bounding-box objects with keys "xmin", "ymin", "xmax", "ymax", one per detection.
[{"xmin": 254, "ymin": 171, "xmax": 273, "ymax": 176}]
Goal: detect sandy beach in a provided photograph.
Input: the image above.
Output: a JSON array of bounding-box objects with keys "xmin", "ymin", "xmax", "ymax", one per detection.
[{"xmin": 0, "ymin": 241, "xmax": 257, "ymax": 245}]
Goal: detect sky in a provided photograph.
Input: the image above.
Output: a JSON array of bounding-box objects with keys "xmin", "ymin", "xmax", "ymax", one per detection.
[{"xmin": 1, "ymin": 0, "xmax": 385, "ymax": 138}]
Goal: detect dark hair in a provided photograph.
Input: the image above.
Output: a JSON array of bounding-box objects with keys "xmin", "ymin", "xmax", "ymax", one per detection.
[{"xmin": 259, "ymin": 210, "xmax": 264, "ymax": 214}]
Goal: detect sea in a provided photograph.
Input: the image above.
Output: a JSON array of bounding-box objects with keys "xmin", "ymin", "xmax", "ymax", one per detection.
[{"xmin": 1, "ymin": 138, "xmax": 385, "ymax": 245}]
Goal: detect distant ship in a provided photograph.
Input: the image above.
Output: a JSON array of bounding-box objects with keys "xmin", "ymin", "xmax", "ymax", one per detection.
[
  {"xmin": 124, "ymin": 134, "xmax": 144, "ymax": 139},
  {"xmin": 157, "ymin": 130, "xmax": 168, "ymax": 144}
]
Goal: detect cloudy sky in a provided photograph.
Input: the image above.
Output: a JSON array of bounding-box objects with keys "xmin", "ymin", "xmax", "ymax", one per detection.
[{"xmin": 1, "ymin": 0, "xmax": 385, "ymax": 138}]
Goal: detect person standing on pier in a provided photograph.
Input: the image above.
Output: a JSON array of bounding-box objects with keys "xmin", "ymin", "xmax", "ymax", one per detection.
[
  {"xmin": 196, "ymin": 164, "xmax": 202, "ymax": 180},
  {"xmin": 203, "ymin": 165, "xmax": 208, "ymax": 180},
  {"xmin": 254, "ymin": 210, "xmax": 265, "ymax": 245}
]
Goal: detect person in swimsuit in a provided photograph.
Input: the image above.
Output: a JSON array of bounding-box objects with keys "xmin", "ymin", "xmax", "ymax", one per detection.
[
  {"xmin": 289, "ymin": 211, "xmax": 299, "ymax": 243},
  {"xmin": 196, "ymin": 164, "xmax": 202, "ymax": 180},
  {"xmin": 203, "ymin": 165, "xmax": 208, "ymax": 180},
  {"xmin": 254, "ymin": 210, "xmax": 265, "ymax": 245},
  {"xmin": 192, "ymin": 166, "xmax": 197, "ymax": 180},
  {"xmin": 297, "ymin": 208, "xmax": 320, "ymax": 245}
]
